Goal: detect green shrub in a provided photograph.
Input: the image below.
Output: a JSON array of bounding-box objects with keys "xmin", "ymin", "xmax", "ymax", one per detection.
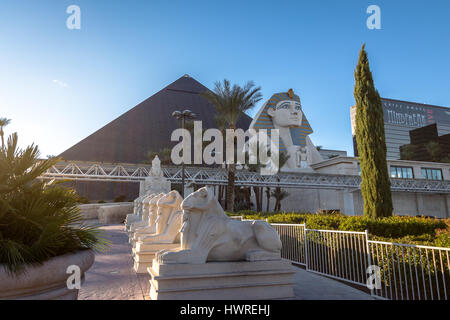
[
  {"xmin": 225, "ymin": 210, "xmax": 449, "ymax": 247},
  {"xmin": 304, "ymin": 215, "xmax": 345, "ymax": 230},
  {"xmin": 0, "ymin": 133, "xmax": 109, "ymax": 274},
  {"xmin": 114, "ymin": 195, "xmax": 126, "ymax": 203},
  {"xmin": 339, "ymin": 216, "xmax": 446, "ymax": 238},
  {"xmin": 267, "ymin": 213, "xmax": 308, "ymax": 224},
  {"xmin": 97, "ymin": 200, "xmax": 105, "ymax": 204},
  {"xmin": 434, "ymin": 228, "xmax": 450, "ymax": 247},
  {"xmin": 77, "ymin": 196, "xmax": 90, "ymax": 204}
]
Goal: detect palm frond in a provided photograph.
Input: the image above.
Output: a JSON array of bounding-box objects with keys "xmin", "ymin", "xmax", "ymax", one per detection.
[{"xmin": 0, "ymin": 131, "xmax": 109, "ymax": 275}]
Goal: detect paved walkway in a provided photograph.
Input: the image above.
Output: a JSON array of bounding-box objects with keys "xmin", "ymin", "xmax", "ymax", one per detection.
[{"xmin": 78, "ymin": 224, "xmax": 373, "ymax": 300}]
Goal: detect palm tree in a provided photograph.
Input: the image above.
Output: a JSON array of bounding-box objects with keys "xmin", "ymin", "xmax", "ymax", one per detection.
[
  {"xmin": 441, "ymin": 155, "xmax": 450, "ymax": 163},
  {"xmin": 271, "ymin": 151, "xmax": 290, "ymax": 212},
  {"xmin": 0, "ymin": 132, "xmax": 108, "ymax": 273},
  {"xmin": 201, "ymin": 79, "xmax": 262, "ymax": 212},
  {"xmin": 271, "ymin": 189, "xmax": 289, "ymax": 212},
  {"xmin": 265, "ymin": 187, "xmax": 271, "ymax": 212},
  {"xmin": 400, "ymin": 144, "xmax": 416, "ymax": 160},
  {"xmin": 244, "ymin": 141, "xmax": 270, "ymax": 212},
  {"xmin": 0, "ymin": 117, "xmax": 11, "ymax": 150},
  {"xmin": 425, "ymin": 141, "xmax": 441, "ymax": 162},
  {"xmin": 147, "ymin": 148, "xmax": 172, "ymax": 165}
]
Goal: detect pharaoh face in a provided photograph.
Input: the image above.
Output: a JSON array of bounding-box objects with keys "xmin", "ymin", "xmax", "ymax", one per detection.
[{"xmin": 267, "ymin": 100, "xmax": 303, "ymax": 127}]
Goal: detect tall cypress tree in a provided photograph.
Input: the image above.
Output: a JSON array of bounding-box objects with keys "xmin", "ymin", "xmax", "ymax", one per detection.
[{"xmin": 354, "ymin": 44, "xmax": 393, "ymax": 218}]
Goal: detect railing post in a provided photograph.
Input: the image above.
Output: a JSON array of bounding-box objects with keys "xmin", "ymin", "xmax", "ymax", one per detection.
[
  {"xmin": 304, "ymin": 225, "xmax": 309, "ymax": 270},
  {"xmin": 365, "ymin": 229, "xmax": 374, "ymax": 297}
]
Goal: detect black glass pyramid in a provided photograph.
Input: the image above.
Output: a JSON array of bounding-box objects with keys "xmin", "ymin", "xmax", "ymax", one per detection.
[{"xmin": 59, "ymin": 75, "xmax": 252, "ymax": 164}]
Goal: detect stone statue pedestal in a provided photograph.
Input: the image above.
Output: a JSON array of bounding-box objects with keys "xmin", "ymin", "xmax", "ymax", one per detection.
[
  {"xmin": 130, "ymin": 225, "xmax": 157, "ymax": 246},
  {"xmin": 128, "ymin": 220, "xmax": 152, "ymax": 241},
  {"xmin": 133, "ymin": 243, "xmax": 179, "ymax": 273},
  {"xmin": 148, "ymin": 259, "xmax": 296, "ymax": 300}
]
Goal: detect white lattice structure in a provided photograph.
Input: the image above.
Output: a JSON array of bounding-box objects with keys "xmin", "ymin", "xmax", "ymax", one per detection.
[{"xmin": 40, "ymin": 160, "xmax": 450, "ymax": 193}]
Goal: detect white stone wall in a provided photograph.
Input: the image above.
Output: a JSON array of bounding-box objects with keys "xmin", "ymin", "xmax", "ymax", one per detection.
[
  {"xmin": 78, "ymin": 202, "xmax": 133, "ymax": 220},
  {"xmin": 98, "ymin": 203, "xmax": 134, "ymax": 224},
  {"xmin": 251, "ymin": 188, "xmax": 450, "ymax": 218}
]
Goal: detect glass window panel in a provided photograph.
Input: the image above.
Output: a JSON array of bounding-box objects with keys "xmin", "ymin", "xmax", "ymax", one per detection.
[
  {"xmin": 421, "ymin": 168, "xmax": 444, "ymax": 180},
  {"xmin": 391, "ymin": 166, "xmax": 414, "ymax": 179},
  {"xmin": 408, "ymin": 168, "xmax": 413, "ymax": 179},
  {"xmin": 402, "ymin": 168, "xmax": 407, "ymax": 178},
  {"xmin": 390, "ymin": 167, "xmax": 396, "ymax": 178}
]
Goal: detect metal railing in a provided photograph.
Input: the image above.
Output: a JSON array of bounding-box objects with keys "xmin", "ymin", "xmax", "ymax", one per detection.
[
  {"xmin": 271, "ymin": 224, "xmax": 306, "ymax": 266},
  {"xmin": 243, "ymin": 218, "xmax": 269, "ymax": 223},
  {"xmin": 368, "ymin": 240, "xmax": 449, "ymax": 300},
  {"xmin": 270, "ymin": 223, "xmax": 450, "ymax": 300},
  {"xmin": 305, "ymin": 229, "xmax": 369, "ymax": 287}
]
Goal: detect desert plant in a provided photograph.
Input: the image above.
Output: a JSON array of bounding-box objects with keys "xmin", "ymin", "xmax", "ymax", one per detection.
[{"xmin": 0, "ymin": 132, "xmax": 108, "ymax": 274}]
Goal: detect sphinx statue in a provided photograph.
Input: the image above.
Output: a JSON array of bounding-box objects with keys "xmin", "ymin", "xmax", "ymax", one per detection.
[
  {"xmin": 131, "ymin": 193, "xmax": 165, "ymax": 244},
  {"xmin": 249, "ymin": 89, "xmax": 323, "ymax": 172},
  {"xmin": 139, "ymin": 156, "xmax": 171, "ymax": 196},
  {"xmin": 156, "ymin": 186, "xmax": 282, "ymax": 264},
  {"xmin": 137, "ymin": 190, "xmax": 183, "ymax": 244},
  {"xmin": 128, "ymin": 193, "xmax": 156, "ymax": 235},
  {"xmin": 133, "ymin": 191, "xmax": 183, "ymax": 273},
  {"xmin": 125, "ymin": 194, "xmax": 149, "ymax": 231}
]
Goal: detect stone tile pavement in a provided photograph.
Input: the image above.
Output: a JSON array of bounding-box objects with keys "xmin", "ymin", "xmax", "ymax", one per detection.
[
  {"xmin": 78, "ymin": 223, "xmax": 373, "ymax": 300},
  {"xmin": 78, "ymin": 224, "xmax": 149, "ymax": 300}
]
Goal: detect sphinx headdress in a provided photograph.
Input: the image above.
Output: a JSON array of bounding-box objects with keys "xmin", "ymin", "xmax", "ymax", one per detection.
[{"xmin": 250, "ymin": 89, "xmax": 313, "ymax": 152}]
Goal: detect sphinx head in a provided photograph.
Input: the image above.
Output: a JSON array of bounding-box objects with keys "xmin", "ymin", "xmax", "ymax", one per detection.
[
  {"xmin": 266, "ymin": 89, "xmax": 303, "ymax": 128},
  {"xmin": 146, "ymin": 193, "xmax": 164, "ymax": 224},
  {"xmin": 157, "ymin": 190, "xmax": 183, "ymax": 209},
  {"xmin": 181, "ymin": 186, "xmax": 219, "ymax": 214},
  {"xmin": 141, "ymin": 193, "xmax": 155, "ymax": 209},
  {"xmin": 150, "ymin": 193, "xmax": 165, "ymax": 208}
]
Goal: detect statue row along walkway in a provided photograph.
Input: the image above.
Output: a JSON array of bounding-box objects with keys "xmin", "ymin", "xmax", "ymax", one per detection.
[
  {"xmin": 79, "ymin": 156, "xmax": 372, "ymax": 300},
  {"xmin": 78, "ymin": 223, "xmax": 373, "ymax": 300}
]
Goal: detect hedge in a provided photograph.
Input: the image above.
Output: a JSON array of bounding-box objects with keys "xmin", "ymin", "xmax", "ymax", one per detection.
[{"xmin": 226, "ymin": 211, "xmax": 449, "ymax": 247}]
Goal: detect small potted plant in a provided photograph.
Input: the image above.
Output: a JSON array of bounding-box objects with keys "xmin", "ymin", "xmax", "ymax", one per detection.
[{"xmin": 0, "ymin": 128, "xmax": 108, "ymax": 300}]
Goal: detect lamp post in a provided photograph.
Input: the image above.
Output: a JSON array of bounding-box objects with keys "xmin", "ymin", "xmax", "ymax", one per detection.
[{"xmin": 172, "ymin": 109, "xmax": 196, "ymax": 198}]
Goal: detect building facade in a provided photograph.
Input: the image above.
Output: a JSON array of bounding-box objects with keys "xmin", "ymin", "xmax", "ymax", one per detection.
[
  {"xmin": 267, "ymin": 157, "xmax": 450, "ymax": 218},
  {"xmin": 351, "ymin": 98, "xmax": 450, "ymax": 159}
]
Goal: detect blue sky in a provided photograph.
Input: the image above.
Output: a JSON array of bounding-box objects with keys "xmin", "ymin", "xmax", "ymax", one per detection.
[{"xmin": 1, "ymin": 0, "xmax": 449, "ymax": 158}]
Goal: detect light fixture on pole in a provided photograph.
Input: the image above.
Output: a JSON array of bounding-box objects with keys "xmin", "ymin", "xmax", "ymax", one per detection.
[{"xmin": 172, "ymin": 109, "xmax": 196, "ymax": 198}]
